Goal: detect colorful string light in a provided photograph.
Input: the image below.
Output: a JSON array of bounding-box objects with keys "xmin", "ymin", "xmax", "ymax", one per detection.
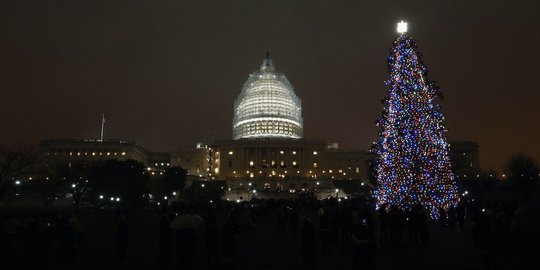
[{"xmin": 375, "ymin": 31, "xmax": 459, "ymax": 219}]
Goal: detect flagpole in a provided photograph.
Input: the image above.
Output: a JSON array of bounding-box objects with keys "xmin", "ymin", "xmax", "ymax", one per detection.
[{"xmin": 100, "ymin": 114, "xmax": 105, "ymax": 141}]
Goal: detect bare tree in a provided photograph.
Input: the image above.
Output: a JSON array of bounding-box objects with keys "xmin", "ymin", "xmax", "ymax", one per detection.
[
  {"xmin": 0, "ymin": 145, "xmax": 44, "ymax": 197},
  {"xmin": 505, "ymin": 153, "xmax": 540, "ymax": 200}
]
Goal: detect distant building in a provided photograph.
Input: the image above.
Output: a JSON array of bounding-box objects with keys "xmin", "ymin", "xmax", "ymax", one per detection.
[
  {"xmin": 449, "ymin": 141, "xmax": 480, "ymax": 176},
  {"xmin": 170, "ymin": 145, "xmax": 211, "ymax": 177},
  {"xmin": 39, "ymin": 139, "xmax": 169, "ymax": 171},
  {"xmin": 213, "ymin": 139, "xmax": 366, "ymax": 181}
]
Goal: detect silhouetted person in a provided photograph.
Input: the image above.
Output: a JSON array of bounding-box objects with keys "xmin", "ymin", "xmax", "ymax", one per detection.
[
  {"xmin": 276, "ymin": 208, "xmax": 285, "ymax": 235},
  {"xmin": 290, "ymin": 208, "xmax": 299, "ymax": 236},
  {"xmin": 204, "ymin": 213, "xmax": 220, "ymax": 270},
  {"xmin": 170, "ymin": 206, "xmax": 203, "ymax": 270},
  {"xmin": 406, "ymin": 207, "xmax": 419, "ymax": 244},
  {"xmin": 417, "ymin": 206, "xmax": 429, "ymax": 244},
  {"xmin": 300, "ymin": 219, "xmax": 317, "ymax": 270},
  {"xmin": 456, "ymin": 203, "xmax": 466, "ymax": 231},
  {"xmin": 351, "ymin": 221, "xmax": 377, "ymax": 269},
  {"xmin": 448, "ymin": 206, "xmax": 457, "ymax": 230},
  {"xmin": 378, "ymin": 204, "xmax": 389, "ymax": 244},
  {"xmin": 158, "ymin": 212, "xmax": 173, "ymax": 269},
  {"xmin": 438, "ymin": 207, "xmax": 447, "ymax": 227},
  {"xmin": 116, "ymin": 213, "xmax": 129, "ymax": 262},
  {"xmin": 472, "ymin": 207, "xmax": 494, "ymax": 269},
  {"xmin": 221, "ymin": 219, "xmax": 238, "ymax": 270},
  {"xmin": 389, "ymin": 205, "xmax": 403, "ymax": 243}
]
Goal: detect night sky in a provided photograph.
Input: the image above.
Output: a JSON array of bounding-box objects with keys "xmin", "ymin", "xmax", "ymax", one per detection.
[{"xmin": 1, "ymin": 0, "xmax": 539, "ymax": 169}]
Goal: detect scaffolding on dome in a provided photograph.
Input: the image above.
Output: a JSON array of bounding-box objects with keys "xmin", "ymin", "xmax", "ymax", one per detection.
[{"xmin": 233, "ymin": 54, "xmax": 303, "ymax": 140}]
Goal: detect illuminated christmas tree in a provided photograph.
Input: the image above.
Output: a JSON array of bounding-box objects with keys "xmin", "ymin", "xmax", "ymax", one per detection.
[{"xmin": 375, "ymin": 21, "xmax": 459, "ymax": 218}]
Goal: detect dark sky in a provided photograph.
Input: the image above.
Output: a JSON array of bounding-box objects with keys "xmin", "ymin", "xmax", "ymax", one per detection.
[{"xmin": 1, "ymin": 0, "xmax": 539, "ymax": 169}]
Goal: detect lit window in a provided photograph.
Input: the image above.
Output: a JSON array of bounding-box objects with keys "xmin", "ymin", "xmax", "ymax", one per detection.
[
  {"xmin": 107, "ymin": 152, "xmax": 110, "ymax": 156},
  {"xmin": 292, "ymin": 151, "xmax": 297, "ymax": 155},
  {"xmin": 92, "ymin": 152, "xmax": 96, "ymax": 156},
  {"xmin": 292, "ymin": 161, "xmax": 297, "ymax": 166},
  {"xmin": 280, "ymin": 150, "xmax": 284, "ymax": 154},
  {"xmin": 121, "ymin": 152, "xmax": 126, "ymax": 156},
  {"xmin": 313, "ymin": 162, "xmax": 318, "ymax": 168},
  {"xmin": 313, "ymin": 151, "xmax": 318, "ymax": 155},
  {"xmin": 229, "ymin": 151, "xmax": 233, "ymax": 155},
  {"xmin": 329, "ymin": 170, "xmax": 333, "ymax": 173}
]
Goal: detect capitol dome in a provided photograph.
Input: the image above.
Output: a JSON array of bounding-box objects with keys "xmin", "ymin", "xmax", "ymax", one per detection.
[{"xmin": 233, "ymin": 53, "xmax": 303, "ymax": 140}]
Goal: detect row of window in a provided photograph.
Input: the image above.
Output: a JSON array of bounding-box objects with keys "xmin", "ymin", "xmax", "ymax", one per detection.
[
  {"xmin": 228, "ymin": 150, "xmax": 316, "ymax": 155},
  {"xmin": 231, "ymin": 167, "xmax": 361, "ymax": 175},
  {"xmin": 47, "ymin": 151, "xmax": 126, "ymax": 156}
]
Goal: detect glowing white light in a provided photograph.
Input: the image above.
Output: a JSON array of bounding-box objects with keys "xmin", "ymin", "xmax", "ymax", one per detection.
[
  {"xmin": 397, "ymin": 20, "xmax": 408, "ymax": 34},
  {"xmin": 116, "ymin": 197, "xmax": 120, "ymax": 202},
  {"xmin": 15, "ymin": 180, "xmax": 21, "ymax": 185},
  {"xmin": 201, "ymin": 184, "xmax": 205, "ymax": 188},
  {"xmin": 172, "ymin": 192, "xmax": 177, "ymax": 196},
  {"xmin": 99, "ymin": 195, "xmax": 104, "ymax": 199}
]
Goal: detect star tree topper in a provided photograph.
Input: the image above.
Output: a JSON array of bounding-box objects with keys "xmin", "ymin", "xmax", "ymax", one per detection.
[{"xmin": 397, "ymin": 20, "xmax": 408, "ymax": 34}]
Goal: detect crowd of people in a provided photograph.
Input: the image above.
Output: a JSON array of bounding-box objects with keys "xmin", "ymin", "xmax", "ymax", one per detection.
[
  {"xmin": 1, "ymin": 194, "xmax": 539, "ymax": 269},
  {"xmin": 151, "ymin": 196, "xmax": 380, "ymax": 270},
  {"xmin": 0, "ymin": 212, "xmax": 83, "ymax": 269}
]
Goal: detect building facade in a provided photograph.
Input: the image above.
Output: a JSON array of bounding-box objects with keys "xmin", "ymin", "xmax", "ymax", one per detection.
[
  {"xmin": 449, "ymin": 140, "xmax": 480, "ymax": 176},
  {"xmin": 39, "ymin": 139, "xmax": 170, "ymax": 171}
]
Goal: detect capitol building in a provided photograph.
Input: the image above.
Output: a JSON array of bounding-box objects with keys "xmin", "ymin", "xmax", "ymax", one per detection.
[{"xmin": 172, "ymin": 54, "xmax": 367, "ymax": 190}]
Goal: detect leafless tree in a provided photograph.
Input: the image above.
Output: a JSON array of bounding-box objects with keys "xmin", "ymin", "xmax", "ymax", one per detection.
[{"xmin": 0, "ymin": 145, "xmax": 44, "ymax": 197}]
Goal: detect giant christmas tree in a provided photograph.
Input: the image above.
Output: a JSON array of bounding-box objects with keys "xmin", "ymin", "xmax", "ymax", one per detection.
[{"xmin": 375, "ymin": 22, "xmax": 459, "ymax": 218}]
